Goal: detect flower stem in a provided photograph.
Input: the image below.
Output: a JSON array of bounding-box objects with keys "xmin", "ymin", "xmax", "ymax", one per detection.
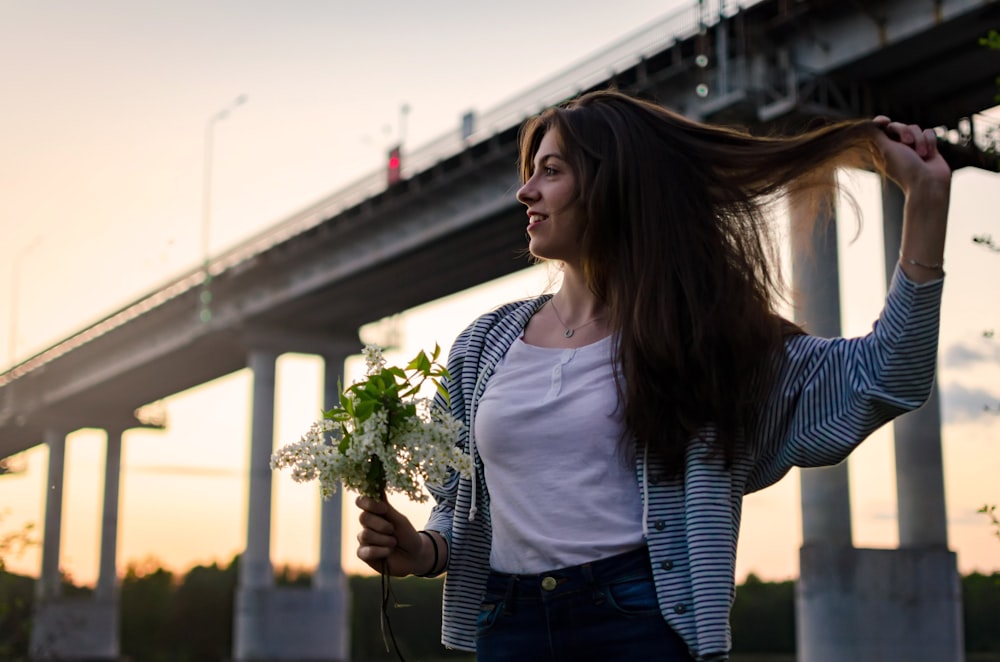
[{"xmin": 366, "ymin": 454, "xmax": 387, "ymax": 499}]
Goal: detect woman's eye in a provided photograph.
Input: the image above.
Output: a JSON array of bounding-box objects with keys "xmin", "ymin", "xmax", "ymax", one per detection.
[{"xmin": 543, "ymin": 166, "xmax": 557, "ymax": 176}]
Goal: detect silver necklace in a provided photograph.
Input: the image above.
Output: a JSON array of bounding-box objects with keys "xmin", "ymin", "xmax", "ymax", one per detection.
[{"xmin": 548, "ymin": 299, "xmax": 602, "ymax": 338}]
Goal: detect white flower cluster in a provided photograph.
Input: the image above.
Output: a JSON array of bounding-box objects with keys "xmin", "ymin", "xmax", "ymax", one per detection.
[
  {"xmin": 368, "ymin": 399, "xmax": 472, "ymax": 502},
  {"xmin": 269, "ymin": 418, "xmax": 342, "ymax": 499},
  {"xmin": 270, "ymin": 344, "xmax": 471, "ymax": 503},
  {"xmin": 361, "ymin": 343, "xmax": 386, "ymax": 374}
]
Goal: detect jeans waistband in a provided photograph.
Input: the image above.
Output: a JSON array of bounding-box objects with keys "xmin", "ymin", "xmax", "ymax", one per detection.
[{"xmin": 485, "ymin": 546, "xmax": 652, "ymax": 600}]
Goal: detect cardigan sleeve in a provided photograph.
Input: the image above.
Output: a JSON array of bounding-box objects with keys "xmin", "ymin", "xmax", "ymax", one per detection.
[
  {"xmin": 745, "ymin": 266, "xmax": 944, "ymax": 493},
  {"xmin": 423, "ymin": 321, "xmax": 475, "ymax": 546}
]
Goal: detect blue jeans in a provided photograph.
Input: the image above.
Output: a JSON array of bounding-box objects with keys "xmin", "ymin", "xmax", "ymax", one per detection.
[{"xmin": 475, "ymin": 547, "xmax": 695, "ymax": 661}]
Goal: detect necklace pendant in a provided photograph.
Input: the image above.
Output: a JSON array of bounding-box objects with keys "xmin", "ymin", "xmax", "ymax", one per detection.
[{"xmin": 563, "ymin": 328, "xmax": 575, "ymax": 338}]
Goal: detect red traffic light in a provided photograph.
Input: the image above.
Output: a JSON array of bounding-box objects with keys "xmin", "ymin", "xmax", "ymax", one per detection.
[{"xmin": 387, "ymin": 145, "xmax": 402, "ymax": 184}]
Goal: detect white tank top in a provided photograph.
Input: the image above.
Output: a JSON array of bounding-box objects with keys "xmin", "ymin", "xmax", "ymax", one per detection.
[{"xmin": 474, "ymin": 334, "xmax": 644, "ymax": 574}]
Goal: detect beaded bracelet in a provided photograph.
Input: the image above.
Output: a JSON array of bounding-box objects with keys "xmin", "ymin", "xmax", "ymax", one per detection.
[
  {"xmin": 899, "ymin": 252, "xmax": 944, "ymax": 271},
  {"xmin": 416, "ymin": 531, "xmax": 440, "ymax": 577}
]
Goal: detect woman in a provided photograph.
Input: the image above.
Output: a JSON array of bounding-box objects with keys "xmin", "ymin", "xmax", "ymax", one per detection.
[{"xmin": 355, "ymin": 90, "xmax": 950, "ymax": 661}]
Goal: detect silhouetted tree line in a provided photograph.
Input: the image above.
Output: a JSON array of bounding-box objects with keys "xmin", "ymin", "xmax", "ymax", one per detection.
[{"xmin": 0, "ymin": 560, "xmax": 998, "ymax": 660}]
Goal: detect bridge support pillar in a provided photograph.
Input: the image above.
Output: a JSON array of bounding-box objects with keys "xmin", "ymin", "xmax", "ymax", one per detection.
[
  {"xmin": 235, "ymin": 348, "xmax": 278, "ymax": 660},
  {"xmin": 792, "ymin": 179, "xmax": 963, "ymax": 661},
  {"xmin": 880, "ymin": 181, "xmax": 951, "ymax": 547},
  {"xmin": 31, "ymin": 426, "xmax": 123, "ymax": 661},
  {"xmin": 789, "ymin": 181, "xmax": 858, "ymax": 662},
  {"xmin": 30, "ymin": 427, "xmax": 67, "ymax": 660},
  {"xmin": 790, "ymin": 180, "xmax": 854, "ymax": 549},
  {"xmin": 880, "ymin": 181, "xmax": 963, "ymax": 660},
  {"xmin": 36, "ymin": 427, "xmax": 67, "ymax": 602},
  {"xmin": 97, "ymin": 427, "xmax": 124, "ymax": 602},
  {"xmin": 308, "ymin": 349, "xmax": 353, "ymax": 659},
  {"xmin": 234, "ymin": 345, "xmax": 353, "ymax": 661},
  {"xmin": 790, "ymin": 176, "xmax": 854, "ymax": 546}
]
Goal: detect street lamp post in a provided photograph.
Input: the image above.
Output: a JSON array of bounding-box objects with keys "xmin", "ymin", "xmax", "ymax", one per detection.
[
  {"xmin": 8, "ymin": 236, "xmax": 42, "ymax": 368},
  {"xmin": 199, "ymin": 94, "xmax": 247, "ymax": 322},
  {"xmin": 399, "ymin": 102, "xmax": 410, "ymax": 146}
]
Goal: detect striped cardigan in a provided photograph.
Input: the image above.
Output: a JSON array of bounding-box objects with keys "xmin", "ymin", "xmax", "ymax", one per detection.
[{"xmin": 424, "ymin": 266, "xmax": 943, "ymax": 661}]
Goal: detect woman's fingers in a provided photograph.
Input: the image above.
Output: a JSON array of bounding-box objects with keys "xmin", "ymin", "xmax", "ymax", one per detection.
[
  {"xmin": 881, "ymin": 120, "xmax": 917, "ymax": 146},
  {"xmin": 355, "ymin": 494, "xmax": 388, "ymax": 514},
  {"xmin": 356, "ymin": 519, "xmax": 396, "ymax": 574},
  {"xmin": 357, "ymin": 541, "xmax": 392, "ymax": 561},
  {"xmin": 875, "ymin": 118, "xmax": 941, "ymax": 160},
  {"xmin": 358, "ymin": 507, "xmax": 394, "ymax": 534},
  {"xmin": 922, "ymin": 128, "xmax": 939, "ymax": 157},
  {"xmin": 356, "ymin": 495, "xmax": 399, "ymax": 537},
  {"xmin": 357, "ymin": 525, "xmax": 396, "ymax": 547},
  {"xmin": 871, "ymin": 115, "xmax": 951, "ymax": 193},
  {"xmin": 353, "ymin": 493, "xmax": 424, "ymax": 576},
  {"xmin": 355, "ymin": 495, "xmax": 397, "ymax": 565}
]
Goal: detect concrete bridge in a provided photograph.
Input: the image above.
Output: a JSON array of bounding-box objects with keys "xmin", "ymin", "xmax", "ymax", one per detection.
[{"xmin": 2, "ymin": 0, "xmax": 998, "ymax": 659}]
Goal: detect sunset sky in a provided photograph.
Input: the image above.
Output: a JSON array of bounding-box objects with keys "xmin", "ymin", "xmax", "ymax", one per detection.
[{"xmin": 0, "ymin": 0, "xmax": 998, "ymax": 587}]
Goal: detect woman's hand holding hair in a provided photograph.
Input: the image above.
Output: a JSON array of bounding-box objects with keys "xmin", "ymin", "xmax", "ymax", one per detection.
[
  {"xmin": 356, "ymin": 495, "xmax": 443, "ymax": 577},
  {"xmin": 873, "ymin": 116, "xmax": 952, "ymax": 282},
  {"xmin": 872, "ymin": 116, "xmax": 951, "ymax": 193}
]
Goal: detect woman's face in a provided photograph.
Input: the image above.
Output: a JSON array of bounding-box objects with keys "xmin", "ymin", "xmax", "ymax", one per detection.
[{"xmin": 516, "ymin": 128, "xmax": 584, "ymax": 264}]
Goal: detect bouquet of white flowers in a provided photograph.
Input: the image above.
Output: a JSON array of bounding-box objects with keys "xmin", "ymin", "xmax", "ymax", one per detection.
[
  {"xmin": 271, "ymin": 343, "xmax": 471, "ymax": 503},
  {"xmin": 272, "ymin": 343, "xmax": 471, "ymax": 661}
]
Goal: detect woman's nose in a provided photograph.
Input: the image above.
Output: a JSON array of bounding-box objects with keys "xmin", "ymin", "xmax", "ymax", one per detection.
[{"xmin": 516, "ymin": 180, "xmax": 537, "ymax": 205}]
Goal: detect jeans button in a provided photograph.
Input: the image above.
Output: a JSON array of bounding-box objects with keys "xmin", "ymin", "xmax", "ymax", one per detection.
[{"xmin": 541, "ymin": 576, "xmax": 557, "ymax": 591}]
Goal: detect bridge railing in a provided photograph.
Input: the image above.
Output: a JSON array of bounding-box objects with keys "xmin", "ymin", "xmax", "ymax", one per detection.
[{"xmin": 1, "ymin": 0, "xmax": 755, "ymax": 386}]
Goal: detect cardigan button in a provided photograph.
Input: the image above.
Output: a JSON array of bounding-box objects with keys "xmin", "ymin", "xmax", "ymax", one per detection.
[
  {"xmin": 673, "ymin": 603, "xmax": 688, "ymax": 615},
  {"xmin": 653, "ymin": 520, "xmax": 667, "ymax": 531},
  {"xmin": 660, "ymin": 560, "xmax": 674, "ymax": 571}
]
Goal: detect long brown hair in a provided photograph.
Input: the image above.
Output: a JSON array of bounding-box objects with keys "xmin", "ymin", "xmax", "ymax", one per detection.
[{"xmin": 518, "ymin": 89, "xmax": 885, "ymax": 471}]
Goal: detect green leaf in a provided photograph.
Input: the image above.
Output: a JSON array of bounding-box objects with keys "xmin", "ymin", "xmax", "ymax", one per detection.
[
  {"xmin": 323, "ymin": 406, "xmax": 346, "ymax": 419},
  {"xmin": 436, "ymin": 381, "xmax": 450, "ymax": 405},
  {"xmin": 326, "ymin": 409, "xmax": 351, "ymax": 423},
  {"xmin": 363, "ymin": 379, "xmax": 382, "ymax": 398},
  {"xmin": 354, "ymin": 399, "xmax": 376, "ymax": 422},
  {"xmin": 407, "ymin": 350, "xmax": 431, "ymax": 374},
  {"xmin": 386, "ymin": 381, "xmax": 401, "ymax": 400},
  {"xmin": 340, "ymin": 391, "xmax": 354, "ymax": 416}
]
